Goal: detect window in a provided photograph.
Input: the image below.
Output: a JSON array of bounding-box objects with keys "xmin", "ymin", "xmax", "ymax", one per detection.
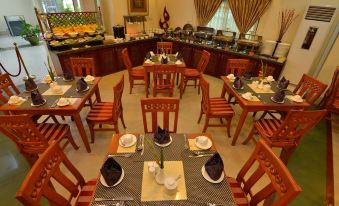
[{"xmin": 207, "ymin": 0, "xmax": 257, "ymax": 34}]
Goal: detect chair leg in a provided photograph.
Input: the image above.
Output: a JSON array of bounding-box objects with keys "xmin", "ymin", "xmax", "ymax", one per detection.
[
  {"xmin": 203, "ymin": 117, "xmax": 209, "ymax": 132},
  {"xmin": 242, "ymin": 126, "xmax": 256, "ymax": 145},
  {"xmin": 198, "ymin": 106, "xmax": 203, "ymax": 123},
  {"xmin": 129, "ymin": 80, "xmax": 133, "ymax": 94},
  {"xmin": 226, "ymin": 118, "xmax": 232, "ymax": 138},
  {"xmin": 120, "ymin": 113, "xmax": 126, "ymax": 129},
  {"xmin": 183, "ymin": 78, "xmax": 188, "ymax": 93},
  {"xmin": 67, "ymin": 132, "xmax": 79, "ymax": 150},
  {"xmin": 194, "ymin": 79, "xmax": 197, "ymax": 88},
  {"xmin": 114, "ymin": 122, "xmax": 120, "ymax": 133},
  {"xmin": 86, "ymin": 120, "xmax": 95, "ymax": 143},
  {"xmin": 198, "ymin": 79, "xmax": 200, "ymax": 94}
]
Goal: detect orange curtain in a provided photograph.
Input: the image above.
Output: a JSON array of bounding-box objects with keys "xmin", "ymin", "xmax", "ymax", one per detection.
[
  {"xmin": 228, "ymin": 0, "xmax": 272, "ymax": 34},
  {"xmin": 194, "ymin": 0, "xmax": 222, "ymax": 26}
]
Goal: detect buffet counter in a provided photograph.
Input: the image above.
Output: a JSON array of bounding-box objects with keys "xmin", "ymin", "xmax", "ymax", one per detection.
[{"xmin": 51, "ymin": 37, "xmax": 284, "ymax": 79}]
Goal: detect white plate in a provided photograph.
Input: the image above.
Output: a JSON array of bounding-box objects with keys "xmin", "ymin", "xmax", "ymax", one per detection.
[
  {"xmin": 30, "ymin": 99, "xmax": 47, "ymax": 107},
  {"xmin": 241, "ymin": 94, "xmax": 254, "ymax": 101},
  {"xmin": 201, "ymin": 165, "xmax": 224, "ymax": 184},
  {"xmin": 194, "ymin": 136, "xmax": 212, "ymax": 150},
  {"xmin": 119, "ymin": 134, "xmax": 137, "ymax": 148},
  {"xmin": 100, "ymin": 168, "xmax": 124, "ymax": 187},
  {"xmin": 270, "ymin": 97, "xmax": 285, "ymax": 104},
  {"xmin": 62, "ymin": 77, "xmax": 74, "ymax": 82},
  {"xmin": 76, "ymin": 86, "xmax": 90, "ymax": 93},
  {"xmin": 154, "ymin": 136, "xmax": 173, "ymax": 147},
  {"xmin": 232, "ymin": 85, "xmax": 244, "ymax": 90}
]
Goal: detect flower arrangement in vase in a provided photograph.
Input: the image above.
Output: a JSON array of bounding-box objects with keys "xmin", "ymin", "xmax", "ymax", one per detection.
[
  {"xmin": 145, "ymin": 138, "xmax": 165, "ymax": 184},
  {"xmin": 44, "ymin": 56, "xmax": 55, "ymax": 82}
]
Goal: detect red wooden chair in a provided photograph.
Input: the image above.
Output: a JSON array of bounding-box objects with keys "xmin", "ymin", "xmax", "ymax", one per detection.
[
  {"xmin": 225, "ymin": 59, "xmax": 250, "ymax": 76},
  {"xmin": 0, "ymin": 73, "xmax": 58, "ymax": 123},
  {"xmin": 140, "ymin": 97, "xmax": 179, "ymax": 133},
  {"xmin": 198, "ymin": 76, "xmax": 234, "ymax": 137},
  {"xmin": 121, "ymin": 48, "xmax": 145, "ymax": 94},
  {"xmin": 228, "ymin": 139, "xmax": 302, "ymax": 206},
  {"xmin": 182, "ymin": 50, "xmax": 210, "ymax": 95},
  {"xmin": 70, "ymin": 57, "xmax": 97, "ymax": 76},
  {"xmin": 70, "ymin": 57, "xmax": 98, "ymax": 107},
  {"xmin": 243, "ymin": 109, "xmax": 327, "ymax": 163},
  {"xmin": 152, "ymin": 64, "xmax": 177, "ymax": 97},
  {"xmin": 0, "ymin": 114, "xmax": 78, "ymax": 166},
  {"xmin": 262, "ymin": 74, "xmax": 327, "ymax": 119},
  {"xmin": 16, "ymin": 141, "xmax": 95, "ymax": 206},
  {"xmin": 157, "ymin": 42, "xmax": 173, "ymax": 54},
  {"xmin": 320, "ymin": 67, "xmax": 339, "ymax": 120},
  {"xmin": 86, "ymin": 75, "xmax": 126, "ymax": 143}
]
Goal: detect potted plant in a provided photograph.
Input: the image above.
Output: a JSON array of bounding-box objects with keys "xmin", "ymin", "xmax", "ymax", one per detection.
[{"xmin": 20, "ymin": 21, "xmax": 40, "ymax": 46}]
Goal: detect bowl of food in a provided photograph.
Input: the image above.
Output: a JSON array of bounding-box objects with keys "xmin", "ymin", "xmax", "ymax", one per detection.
[
  {"xmin": 54, "ymin": 33, "xmax": 65, "ymax": 39},
  {"xmin": 68, "ymin": 32, "xmax": 78, "ymax": 37}
]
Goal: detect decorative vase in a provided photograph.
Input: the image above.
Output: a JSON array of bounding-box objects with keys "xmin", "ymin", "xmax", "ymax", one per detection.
[
  {"xmin": 155, "ymin": 168, "xmax": 166, "ymax": 185},
  {"xmin": 258, "ymin": 79, "xmax": 264, "ymax": 89},
  {"xmin": 25, "ymin": 35, "xmax": 40, "ymax": 46},
  {"xmin": 271, "ymin": 40, "xmax": 281, "ymax": 57}
]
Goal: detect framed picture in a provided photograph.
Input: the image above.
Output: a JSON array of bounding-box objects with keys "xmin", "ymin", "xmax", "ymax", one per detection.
[{"xmin": 127, "ymin": 0, "xmax": 149, "ymax": 16}]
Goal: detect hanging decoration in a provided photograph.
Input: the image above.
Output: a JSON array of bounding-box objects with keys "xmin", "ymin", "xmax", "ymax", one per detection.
[{"xmin": 159, "ymin": 7, "xmax": 170, "ymax": 30}]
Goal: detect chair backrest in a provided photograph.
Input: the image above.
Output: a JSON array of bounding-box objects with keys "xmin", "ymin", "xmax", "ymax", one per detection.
[
  {"xmin": 16, "ymin": 141, "xmax": 86, "ymax": 206},
  {"xmin": 156, "ymin": 42, "xmax": 173, "ymax": 54},
  {"xmin": 70, "ymin": 57, "xmax": 96, "ymax": 76},
  {"xmin": 226, "ymin": 59, "xmax": 250, "ymax": 76},
  {"xmin": 320, "ymin": 67, "xmax": 339, "ymax": 111},
  {"xmin": 196, "ymin": 50, "xmax": 211, "ymax": 73},
  {"xmin": 121, "ymin": 48, "xmax": 133, "ymax": 73},
  {"xmin": 140, "ymin": 97, "xmax": 180, "ymax": 133},
  {"xmin": 270, "ymin": 109, "xmax": 327, "ymax": 147},
  {"xmin": 112, "ymin": 75, "xmax": 124, "ymax": 122},
  {"xmin": 199, "ymin": 76, "xmax": 210, "ymax": 114},
  {"xmin": 153, "ymin": 65, "xmax": 177, "ymax": 90},
  {"xmin": 293, "ymin": 74, "xmax": 327, "ymax": 105},
  {"xmin": 0, "ymin": 115, "xmax": 50, "ymax": 154},
  {"xmin": 0, "ymin": 73, "xmax": 20, "ymax": 104},
  {"xmin": 236, "ymin": 139, "xmax": 301, "ymax": 206}
]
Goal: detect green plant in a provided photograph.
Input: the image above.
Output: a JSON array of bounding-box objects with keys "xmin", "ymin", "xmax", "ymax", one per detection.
[
  {"xmin": 20, "ymin": 21, "xmax": 40, "ymax": 40},
  {"xmin": 44, "ymin": 56, "xmax": 55, "ymax": 81},
  {"xmin": 145, "ymin": 137, "xmax": 164, "ymax": 169}
]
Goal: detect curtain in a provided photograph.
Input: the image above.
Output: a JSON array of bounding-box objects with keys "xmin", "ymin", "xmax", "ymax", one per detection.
[
  {"xmin": 194, "ymin": 0, "xmax": 222, "ymax": 26},
  {"xmin": 228, "ymin": 0, "xmax": 271, "ymax": 34}
]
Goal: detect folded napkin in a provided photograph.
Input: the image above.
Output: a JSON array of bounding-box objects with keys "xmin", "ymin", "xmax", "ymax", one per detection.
[
  {"xmin": 272, "ymin": 90, "xmax": 285, "ymax": 102},
  {"xmin": 150, "ymin": 51, "xmax": 155, "ymax": 56},
  {"xmin": 76, "ymin": 78, "xmax": 88, "ymax": 92},
  {"xmin": 100, "ymin": 158, "xmax": 122, "ymax": 186},
  {"xmin": 278, "ymin": 79, "xmax": 289, "ymax": 90},
  {"xmin": 63, "ymin": 71, "xmax": 74, "ymax": 81},
  {"xmin": 154, "ymin": 126, "xmax": 170, "ymax": 144},
  {"xmin": 145, "ymin": 59, "xmax": 154, "ymax": 64},
  {"xmin": 161, "ymin": 56, "xmax": 168, "ymax": 64},
  {"xmin": 205, "ymin": 153, "xmax": 224, "ymax": 181},
  {"xmin": 233, "ymin": 77, "xmax": 243, "ymax": 89},
  {"xmin": 31, "ymin": 90, "xmax": 45, "ymax": 105},
  {"xmin": 25, "ymin": 77, "xmax": 37, "ymax": 91},
  {"xmin": 243, "ymin": 70, "xmax": 253, "ymax": 80}
]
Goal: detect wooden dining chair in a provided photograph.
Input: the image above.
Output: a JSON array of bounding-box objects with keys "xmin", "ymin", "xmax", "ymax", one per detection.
[
  {"xmin": 225, "ymin": 59, "xmax": 250, "ymax": 76},
  {"xmin": 156, "ymin": 42, "xmax": 173, "ymax": 54},
  {"xmin": 140, "ymin": 97, "xmax": 179, "ymax": 133},
  {"xmin": 0, "ymin": 114, "xmax": 78, "ymax": 166},
  {"xmin": 262, "ymin": 74, "xmax": 327, "ymax": 119},
  {"xmin": 228, "ymin": 139, "xmax": 301, "ymax": 206},
  {"xmin": 182, "ymin": 50, "xmax": 210, "ymax": 95},
  {"xmin": 16, "ymin": 141, "xmax": 96, "ymax": 206},
  {"xmin": 198, "ymin": 76, "xmax": 234, "ymax": 137},
  {"xmin": 152, "ymin": 64, "xmax": 177, "ymax": 97},
  {"xmin": 0, "ymin": 73, "xmax": 59, "ymax": 123},
  {"xmin": 70, "ymin": 57, "xmax": 97, "ymax": 76},
  {"xmin": 121, "ymin": 48, "xmax": 145, "ymax": 94},
  {"xmin": 243, "ymin": 109, "xmax": 327, "ymax": 163},
  {"xmin": 86, "ymin": 75, "xmax": 126, "ymax": 143}
]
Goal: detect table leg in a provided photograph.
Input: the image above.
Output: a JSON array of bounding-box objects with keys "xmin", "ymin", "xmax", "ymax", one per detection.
[
  {"xmin": 220, "ymin": 83, "xmax": 227, "ymax": 98},
  {"xmin": 144, "ymin": 71, "xmax": 149, "ymax": 98},
  {"xmin": 179, "ymin": 72, "xmax": 184, "ymax": 98},
  {"xmin": 95, "ymin": 86, "xmax": 101, "ymax": 103},
  {"xmin": 232, "ymin": 110, "xmax": 249, "ymax": 145},
  {"xmin": 73, "ymin": 113, "xmax": 91, "ymax": 153}
]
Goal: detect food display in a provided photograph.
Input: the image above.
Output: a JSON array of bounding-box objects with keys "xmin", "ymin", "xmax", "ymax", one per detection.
[{"xmin": 35, "ymin": 9, "xmax": 105, "ymax": 51}]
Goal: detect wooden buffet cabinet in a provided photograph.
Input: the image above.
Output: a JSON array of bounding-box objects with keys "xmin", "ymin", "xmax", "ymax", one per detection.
[{"xmin": 52, "ymin": 38, "xmax": 285, "ymax": 79}]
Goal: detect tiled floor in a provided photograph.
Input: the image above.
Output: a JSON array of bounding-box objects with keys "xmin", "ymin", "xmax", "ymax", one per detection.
[{"xmin": 0, "ymin": 44, "xmax": 338, "ymax": 205}]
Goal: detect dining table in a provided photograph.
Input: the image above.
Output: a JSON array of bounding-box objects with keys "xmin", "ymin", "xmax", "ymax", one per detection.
[
  {"xmin": 143, "ymin": 54, "xmax": 186, "ymax": 98},
  {"xmin": 220, "ymin": 76, "xmax": 311, "ymax": 145},
  {"xmin": 89, "ymin": 133, "xmax": 237, "ymax": 206},
  {"xmin": 0, "ymin": 76, "xmax": 102, "ymax": 153}
]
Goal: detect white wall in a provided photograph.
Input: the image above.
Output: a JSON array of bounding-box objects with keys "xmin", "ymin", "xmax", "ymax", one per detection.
[{"xmin": 0, "ymin": 0, "xmax": 37, "ymax": 33}]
